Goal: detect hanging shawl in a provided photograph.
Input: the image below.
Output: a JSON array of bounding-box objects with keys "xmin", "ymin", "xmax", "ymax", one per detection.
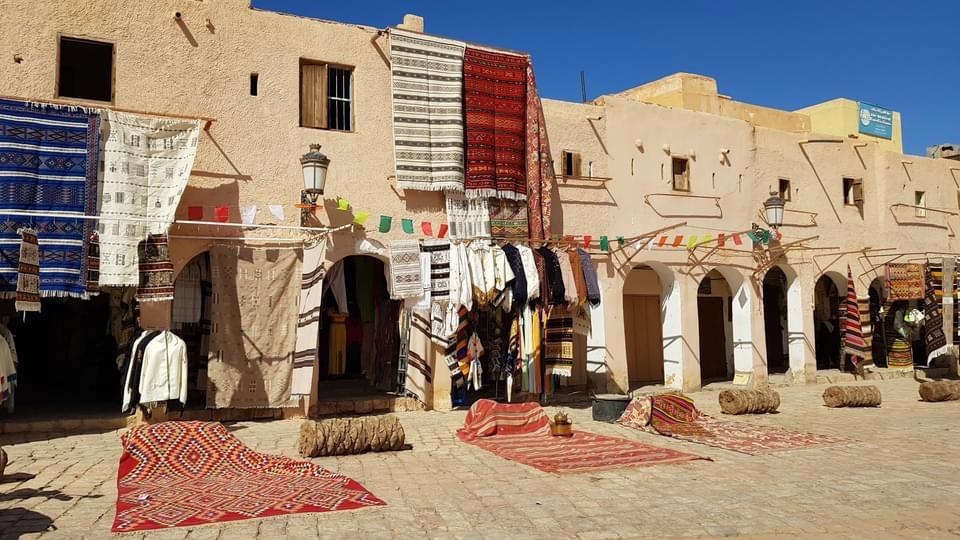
[
  {"xmin": 567, "ymin": 249, "xmax": 587, "ymax": 306},
  {"xmin": 532, "ymin": 249, "xmax": 550, "ymax": 305},
  {"xmin": 490, "ymin": 245, "xmax": 514, "ymax": 310},
  {"xmin": 462, "ymin": 47, "xmax": 527, "ymax": 200},
  {"xmin": 576, "ymin": 248, "xmax": 601, "ymax": 306},
  {"xmin": 524, "ymin": 62, "xmax": 554, "ymax": 241},
  {"xmin": 537, "ymin": 247, "xmax": 565, "ymax": 306},
  {"xmin": 501, "ymin": 244, "xmax": 527, "ymax": 310},
  {"xmin": 925, "ymin": 262, "xmax": 949, "ymax": 362},
  {"xmin": 842, "ymin": 265, "xmax": 866, "ymax": 365},
  {"xmin": 389, "ymin": 29, "xmax": 465, "ymax": 193},
  {"xmin": 293, "ymin": 239, "xmax": 327, "ymax": 398},
  {"xmin": 515, "ymin": 245, "xmax": 540, "ymax": 304},
  {"xmin": 467, "ymin": 241, "xmax": 495, "ymax": 304}
]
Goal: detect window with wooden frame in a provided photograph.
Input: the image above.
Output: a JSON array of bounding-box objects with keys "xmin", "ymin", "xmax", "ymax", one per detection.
[
  {"xmin": 778, "ymin": 178, "xmax": 792, "ymax": 201},
  {"xmin": 672, "ymin": 157, "xmax": 690, "ymax": 191},
  {"xmin": 57, "ymin": 36, "xmax": 114, "ymax": 102},
  {"xmin": 915, "ymin": 191, "xmax": 926, "ymax": 218},
  {"xmin": 561, "ymin": 150, "xmax": 581, "ymax": 177},
  {"xmin": 300, "ymin": 60, "xmax": 353, "ymax": 131},
  {"xmin": 842, "ymin": 177, "xmax": 863, "ymax": 206}
]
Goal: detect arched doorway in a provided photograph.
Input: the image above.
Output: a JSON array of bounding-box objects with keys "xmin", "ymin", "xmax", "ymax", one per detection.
[
  {"xmin": 869, "ymin": 277, "xmax": 886, "ymax": 367},
  {"xmin": 171, "ymin": 252, "xmax": 212, "ymax": 406},
  {"xmin": 813, "ymin": 273, "xmax": 844, "ymax": 370},
  {"xmin": 763, "ymin": 267, "xmax": 790, "ymax": 374},
  {"xmin": 622, "ymin": 265, "xmax": 672, "ymax": 388},
  {"xmin": 318, "ymin": 255, "xmax": 402, "ymax": 396},
  {"xmin": 697, "ymin": 269, "xmax": 733, "ymax": 381}
]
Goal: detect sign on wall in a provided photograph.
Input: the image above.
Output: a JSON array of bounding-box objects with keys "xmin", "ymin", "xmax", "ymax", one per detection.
[{"xmin": 858, "ymin": 102, "xmax": 893, "ymax": 139}]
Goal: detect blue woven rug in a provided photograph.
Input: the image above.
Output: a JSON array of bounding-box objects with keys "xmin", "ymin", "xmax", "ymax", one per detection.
[{"xmin": 0, "ymin": 99, "xmax": 99, "ymax": 298}]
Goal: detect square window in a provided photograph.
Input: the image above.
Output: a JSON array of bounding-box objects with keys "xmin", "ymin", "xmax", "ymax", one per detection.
[
  {"xmin": 57, "ymin": 37, "xmax": 113, "ymax": 102},
  {"xmin": 842, "ymin": 177, "xmax": 863, "ymax": 206},
  {"xmin": 561, "ymin": 151, "xmax": 581, "ymax": 177},
  {"xmin": 300, "ymin": 61, "xmax": 353, "ymax": 131},
  {"xmin": 778, "ymin": 178, "xmax": 791, "ymax": 201},
  {"xmin": 672, "ymin": 157, "xmax": 690, "ymax": 191}
]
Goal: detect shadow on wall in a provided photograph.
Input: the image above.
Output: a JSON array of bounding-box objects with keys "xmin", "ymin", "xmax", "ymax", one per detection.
[{"xmin": 169, "ymin": 180, "xmax": 242, "ymax": 269}]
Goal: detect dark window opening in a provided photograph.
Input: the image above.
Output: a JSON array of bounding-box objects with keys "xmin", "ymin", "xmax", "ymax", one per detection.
[
  {"xmin": 672, "ymin": 157, "xmax": 690, "ymax": 191},
  {"xmin": 300, "ymin": 61, "xmax": 353, "ymax": 131},
  {"xmin": 778, "ymin": 178, "xmax": 791, "ymax": 201},
  {"xmin": 327, "ymin": 66, "xmax": 352, "ymax": 131},
  {"xmin": 250, "ymin": 73, "xmax": 258, "ymax": 96},
  {"xmin": 58, "ymin": 37, "xmax": 113, "ymax": 102},
  {"xmin": 561, "ymin": 150, "xmax": 581, "ymax": 176},
  {"xmin": 842, "ymin": 177, "xmax": 863, "ymax": 207}
]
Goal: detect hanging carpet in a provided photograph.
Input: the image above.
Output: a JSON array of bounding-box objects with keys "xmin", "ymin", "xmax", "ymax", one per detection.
[
  {"xmin": 136, "ymin": 234, "xmax": 174, "ymax": 302},
  {"xmin": 524, "ymin": 62, "xmax": 555, "ymax": 241},
  {"xmin": 0, "ymin": 99, "xmax": 99, "ymax": 298},
  {"xmin": 463, "ymin": 47, "xmax": 527, "ymax": 200},
  {"xmin": 14, "ymin": 228, "xmax": 40, "ymax": 312},
  {"xmin": 206, "ymin": 246, "xmax": 300, "ymax": 408},
  {"xmin": 489, "ymin": 198, "xmax": 529, "ymax": 238},
  {"xmin": 457, "ymin": 399, "xmax": 706, "ymax": 473},
  {"xmin": 618, "ymin": 394, "xmax": 849, "ymax": 456},
  {"xmin": 98, "ymin": 110, "xmax": 200, "ymax": 286},
  {"xmin": 390, "ymin": 29, "xmax": 465, "ymax": 193},
  {"xmin": 925, "ymin": 261, "xmax": 948, "ymax": 362},
  {"xmin": 112, "ymin": 421, "xmax": 384, "ymax": 532},
  {"xmin": 842, "ymin": 265, "xmax": 866, "ymax": 365},
  {"xmin": 884, "ymin": 263, "xmax": 924, "ymax": 302}
]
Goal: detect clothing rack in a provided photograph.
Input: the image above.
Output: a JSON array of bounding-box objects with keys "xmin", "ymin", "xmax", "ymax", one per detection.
[{"xmin": 0, "ymin": 93, "xmax": 216, "ymax": 130}]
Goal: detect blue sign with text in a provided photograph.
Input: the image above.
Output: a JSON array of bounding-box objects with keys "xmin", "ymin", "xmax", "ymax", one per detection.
[{"xmin": 858, "ymin": 102, "xmax": 893, "ymax": 139}]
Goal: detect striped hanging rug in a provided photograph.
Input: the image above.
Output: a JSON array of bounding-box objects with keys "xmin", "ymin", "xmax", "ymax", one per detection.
[{"xmin": 14, "ymin": 228, "xmax": 40, "ymax": 312}]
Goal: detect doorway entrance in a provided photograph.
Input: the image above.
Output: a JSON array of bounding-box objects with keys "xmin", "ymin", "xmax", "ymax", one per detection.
[
  {"xmin": 697, "ymin": 269, "xmax": 732, "ymax": 382},
  {"xmin": 622, "ymin": 266, "xmax": 665, "ymax": 386},
  {"xmin": 813, "ymin": 274, "xmax": 842, "ymax": 370},
  {"xmin": 763, "ymin": 267, "xmax": 789, "ymax": 374}
]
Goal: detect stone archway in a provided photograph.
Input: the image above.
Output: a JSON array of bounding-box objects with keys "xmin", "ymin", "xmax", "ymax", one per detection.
[
  {"xmin": 763, "ymin": 265, "xmax": 803, "ymax": 375},
  {"xmin": 813, "ymin": 272, "xmax": 845, "ymax": 370},
  {"xmin": 622, "ymin": 262, "xmax": 681, "ymax": 389},
  {"xmin": 698, "ymin": 266, "xmax": 754, "ymax": 382}
]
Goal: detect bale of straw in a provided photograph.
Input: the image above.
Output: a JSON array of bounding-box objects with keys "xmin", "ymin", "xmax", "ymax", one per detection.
[
  {"xmin": 918, "ymin": 380, "xmax": 960, "ymax": 402},
  {"xmin": 822, "ymin": 385, "xmax": 882, "ymax": 408},
  {"xmin": 0, "ymin": 446, "xmax": 7, "ymax": 481},
  {"xmin": 718, "ymin": 388, "xmax": 780, "ymax": 415},
  {"xmin": 298, "ymin": 415, "xmax": 405, "ymax": 457}
]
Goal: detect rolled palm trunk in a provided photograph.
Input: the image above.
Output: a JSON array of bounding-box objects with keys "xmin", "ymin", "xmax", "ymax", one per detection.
[
  {"xmin": 918, "ymin": 380, "xmax": 960, "ymax": 402},
  {"xmin": 822, "ymin": 385, "xmax": 881, "ymax": 407},
  {"xmin": 298, "ymin": 415, "xmax": 405, "ymax": 457},
  {"xmin": 718, "ymin": 388, "xmax": 780, "ymax": 414}
]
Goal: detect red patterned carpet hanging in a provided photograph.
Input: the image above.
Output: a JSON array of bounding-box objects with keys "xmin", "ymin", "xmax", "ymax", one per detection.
[
  {"xmin": 457, "ymin": 399, "xmax": 707, "ymax": 473},
  {"xmin": 463, "ymin": 47, "xmax": 527, "ymax": 200},
  {"xmin": 112, "ymin": 421, "xmax": 385, "ymax": 532}
]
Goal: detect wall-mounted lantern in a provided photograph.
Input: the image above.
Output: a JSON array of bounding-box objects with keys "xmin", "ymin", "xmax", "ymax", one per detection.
[{"xmin": 300, "ymin": 144, "xmax": 330, "ymax": 227}]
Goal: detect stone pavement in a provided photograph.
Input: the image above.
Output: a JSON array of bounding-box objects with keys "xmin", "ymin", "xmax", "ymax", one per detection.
[{"xmin": 2, "ymin": 378, "xmax": 960, "ymax": 539}]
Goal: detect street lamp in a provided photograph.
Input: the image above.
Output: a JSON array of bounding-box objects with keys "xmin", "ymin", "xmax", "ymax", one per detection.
[
  {"xmin": 763, "ymin": 193, "xmax": 786, "ymax": 229},
  {"xmin": 300, "ymin": 144, "xmax": 329, "ymax": 226}
]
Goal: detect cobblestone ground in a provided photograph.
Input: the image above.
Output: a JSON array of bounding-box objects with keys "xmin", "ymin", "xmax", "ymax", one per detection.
[{"xmin": 2, "ymin": 378, "xmax": 960, "ymax": 539}]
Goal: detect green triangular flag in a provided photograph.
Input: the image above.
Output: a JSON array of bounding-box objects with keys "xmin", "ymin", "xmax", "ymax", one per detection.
[
  {"xmin": 378, "ymin": 215, "xmax": 392, "ymax": 233},
  {"xmin": 401, "ymin": 218, "xmax": 414, "ymax": 234},
  {"xmin": 599, "ymin": 235, "xmax": 609, "ymax": 251},
  {"xmin": 746, "ymin": 230, "xmax": 759, "ymax": 242}
]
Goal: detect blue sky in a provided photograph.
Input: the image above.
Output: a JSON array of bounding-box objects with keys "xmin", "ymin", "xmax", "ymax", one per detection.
[{"xmin": 255, "ymin": 1, "xmax": 956, "ymax": 156}]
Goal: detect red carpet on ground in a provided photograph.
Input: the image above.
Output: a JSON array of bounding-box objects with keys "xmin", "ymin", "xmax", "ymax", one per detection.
[
  {"xmin": 619, "ymin": 394, "xmax": 849, "ymax": 455},
  {"xmin": 457, "ymin": 399, "xmax": 708, "ymax": 473},
  {"xmin": 112, "ymin": 421, "xmax": 385, "ymax": 532}
]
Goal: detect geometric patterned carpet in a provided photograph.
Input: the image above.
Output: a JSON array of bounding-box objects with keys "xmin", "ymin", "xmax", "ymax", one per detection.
[{"xmin": 112, "ymin": 421, "xmax": 385, "ymax": 532}]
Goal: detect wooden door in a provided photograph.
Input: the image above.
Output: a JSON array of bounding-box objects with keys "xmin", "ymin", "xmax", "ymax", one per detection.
[
  {"xmin": 623, "ymin": 294, "xmax": 664, "ymax": 384},
  {"xmin": 698, "ymin": 297, "xmax": 728, "ymax": 381}
]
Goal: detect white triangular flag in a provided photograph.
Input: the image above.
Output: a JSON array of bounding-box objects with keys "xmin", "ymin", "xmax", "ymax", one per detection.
[
  {"xmin": 240, "ymin": 204, "xmax": 257, "ymax": 225},
  {"xmin": 268, "ymin": 204, "xmax": 285, "ymax": 221}
]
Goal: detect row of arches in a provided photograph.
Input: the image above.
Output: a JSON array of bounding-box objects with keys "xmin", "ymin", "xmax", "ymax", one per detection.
[{"xmin": 620, "ymin": 263, "xmax": 809, "ymax": 389}]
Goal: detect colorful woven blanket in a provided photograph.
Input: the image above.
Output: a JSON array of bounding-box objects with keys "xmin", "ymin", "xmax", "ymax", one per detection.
[
  {"xmin": 136, "ymin": 234, "xmax": 174, "ymax": 302},
  {"xmin": 14, "ymin": 228, "xmax": 40, "ymax": 312},
  {"xmin": 618, "ymin": 394, "xmax": 848, "ymax": 455},
  {"xmin": 458, "ymin": 399, "xmax": 706, "ymax": 473},
  {"xmin": 98, "ymin": 110, "xmax": 200, "ymax": 286},
  {"xmin": 390, "ymin": 29, "xmax": 465, "ymax": 193},
  {"xmin": 842, "ymin": 266, "xmax": 866, "ymax": 364},
  {"xmin": 885, "ymin": 263, "xmax": 924, "ymax": 301},
  {"xmin": 544, "ymin": 306, "xmax": 574, "ymax": 376},
  {"xmin": 925, "ymin": 261, "xmax": 948, "ymax": 362},
  {"xmin": 524, "ymin": 62, "xmax": 554, "ymax": 241},
  {"xmin": 388, "ymin": 239, "xmax": 423, "ymax": 299},
  {"xmin": 489, "ymin": 198, "xmax": 528, "ymax": 238},
  {"xmin": 0, "ymin": 99, "xmax": 99, "ymax": 298},
  {"xmin": 463, "ymin": 48, "xmax": 527, "ymax": 200},
  {"xmin": 112, "ymin": 421, "xmax": 384, "ymax": 532}
]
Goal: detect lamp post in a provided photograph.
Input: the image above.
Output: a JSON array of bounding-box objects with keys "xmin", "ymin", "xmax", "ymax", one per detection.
[
  {"xmin": 763, "ymin": 193, "xmax": 786, "ymax": 229},
  {"xmin": 300, "ymin": 144, "xmax": 329, "ymax": 227}
]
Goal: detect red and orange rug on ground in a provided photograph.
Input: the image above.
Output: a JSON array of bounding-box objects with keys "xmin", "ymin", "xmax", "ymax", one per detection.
[
  {"xmin": 457, "ymin": 399, "xmax": 708, "ymax": 473},
  {"xmin": 618, "ymin": 393, "xmax": 849, "ymax": 455},
  {"xmin": 112, "ymin": 421, "xmax": 385, "ymax": 532}
]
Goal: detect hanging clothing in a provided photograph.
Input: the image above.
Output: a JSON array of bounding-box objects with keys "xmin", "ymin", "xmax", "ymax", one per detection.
[
  {"xmin": 444, "ymin": 305, "xmax": 469, "ymax": 387},
  {"xmin": 515, "ymin": 245, "xmax": 540, "ymax": 304},
  {"xmin": 545, "ymin": 306, "xmax": 575, "ymax": 377},
  {"xmin": 501, "ymin": 244, "xmax": 527, "ymax": 310},
  {"xmin": 536, "ymin": 247, "xmax": 565, "ymax": 305},
  {"xmin": 354, "ymin": 258, "xmax": 376, "ymax": 323},
  {"xmin": 466, "ymin": 332, "xmax": 484, "ymax": 390},
  {"xmin": 137, "ymin": 331, "xmax": 188, "ymax": 406},
  {"xmin": 576, "ymin": 248, "xmax": 601, "ymax": 307},
  {"xmin": 0, "ymin": 324, "xmax": 18, "ymax": 367},
  {"xmin": 449, "ymin": 243, "xmax": 474, "ymax": 311},
  {"xmin": 122, "ymin": 330, "xmax": 163, "ymax": 413},
  {"xmin": 328, "ymin": 313, "xmax": 348, "ymax": 376},
  {"xmin": 323, "ymin": 261, "xmax": 349, "ymax": 313},
  {"xmin": 553, "ymin": 248, "xmax": 576, "ymax": 305},
  {"xmin": 567, "ymin": 249, "xmax": 588, "ymax": 307},
  {"xmin": 0, "ymin": 333, "xmax": 16, "ymax": 411},
  {"xmin": 490, "ymin": 246, "xmax": 514, "ymax": 310},
  {"xmin": 467, "ymin": 241, "xmax": 496, "ymax": 304}
]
